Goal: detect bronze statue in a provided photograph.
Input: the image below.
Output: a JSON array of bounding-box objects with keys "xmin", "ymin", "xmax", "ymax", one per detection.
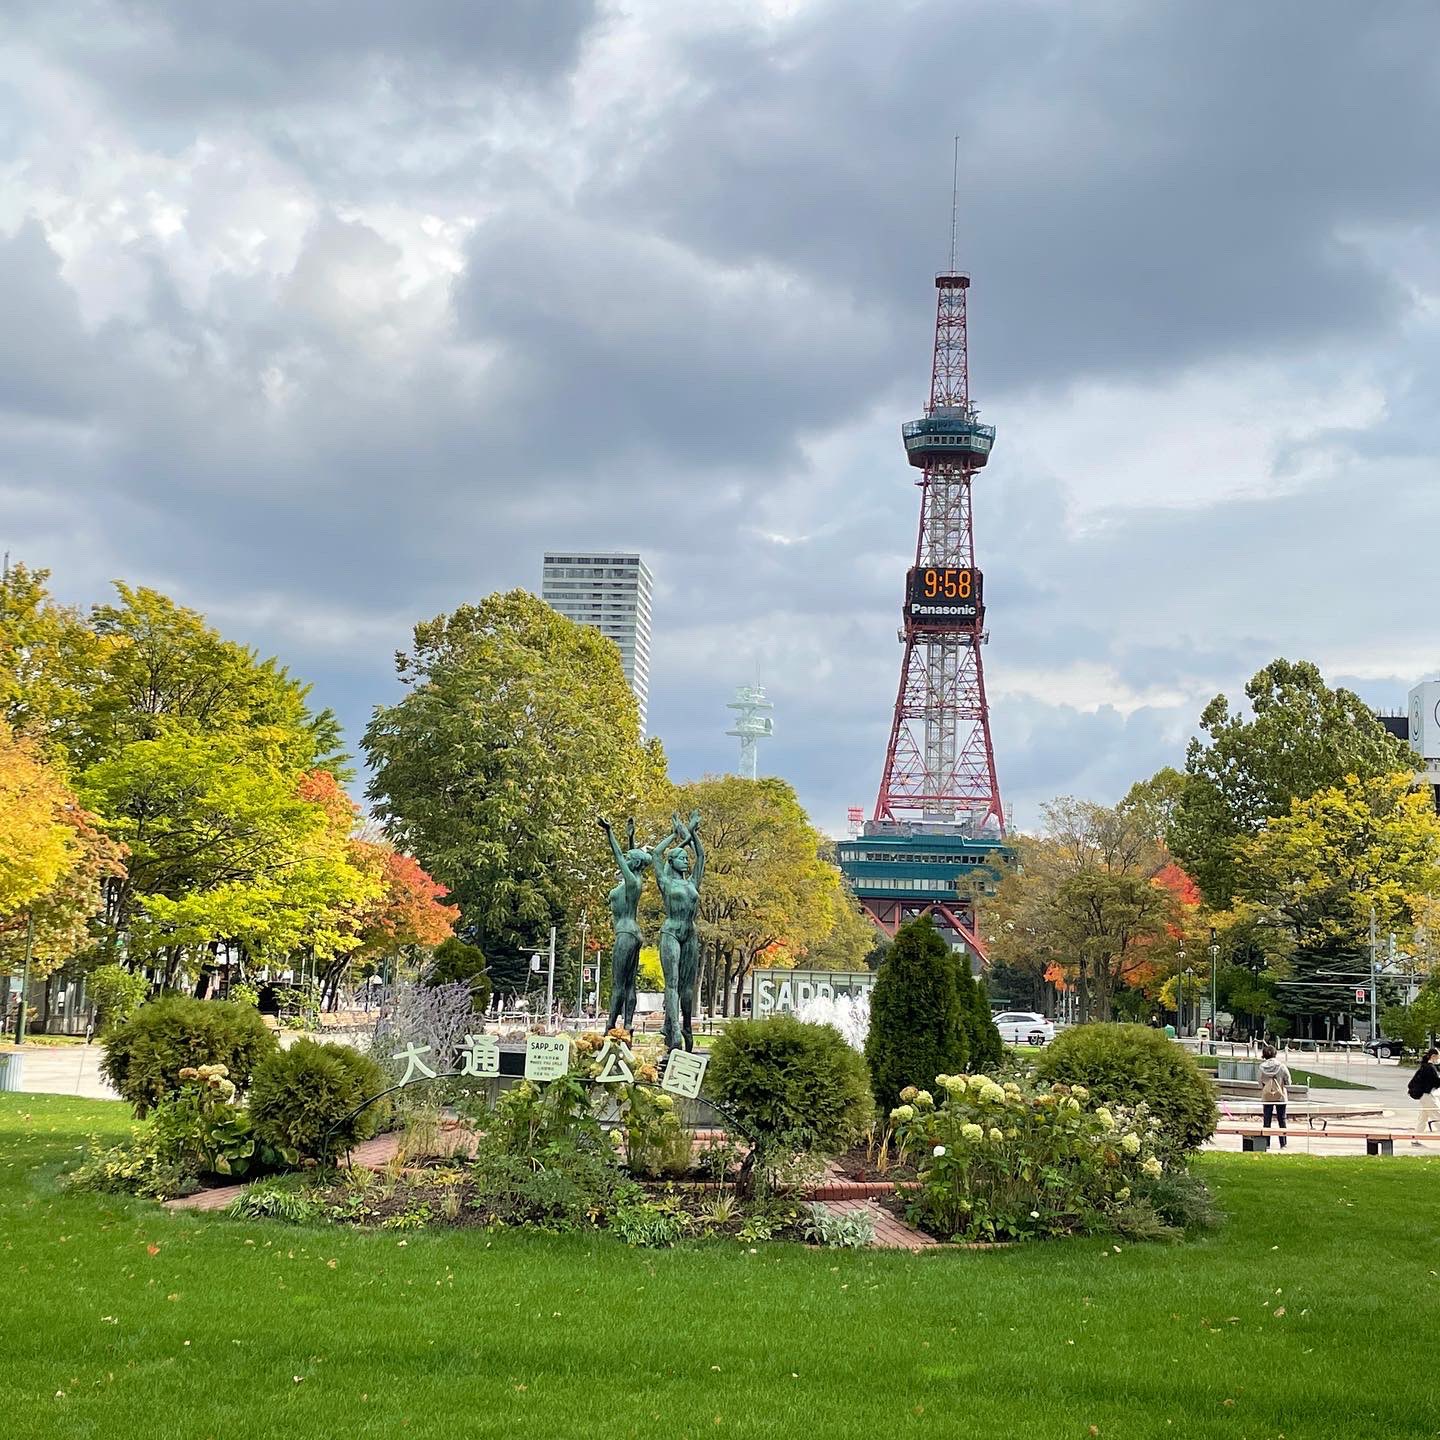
[
  {"xmin": 597, "ymin": 817, "xmax": 651, "ymax": 1033},
  {"xmin": 650, "ymin": 809, "xmax": 704, "ymax": 1052}
]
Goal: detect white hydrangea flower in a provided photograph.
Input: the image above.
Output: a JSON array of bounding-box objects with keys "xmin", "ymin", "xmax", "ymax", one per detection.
[
  {"xmin": 1121, "ymin": 1132, "xmax": 1142, "ymax": 1156},
  {"xmin": 1141, "ymin": 1156, "xmax": 1163, "ymax": 1178},
  {"xmin": 960, "ymin": 1123, "xmax": 984, "ymax": 1142},
  {"xmin": 932, "ymin": 1144, "xmax": 946, "ymax": 1157}
]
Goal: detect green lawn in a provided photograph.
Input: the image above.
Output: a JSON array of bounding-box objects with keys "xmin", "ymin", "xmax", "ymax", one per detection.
[
  {"xmin": 1192, "ymin": 1055, "xmax": 1375, "ymax": 1091},
  {"xmin": 1, "ymin": 1094, "xmax": 1434, "ymax": 1439}
]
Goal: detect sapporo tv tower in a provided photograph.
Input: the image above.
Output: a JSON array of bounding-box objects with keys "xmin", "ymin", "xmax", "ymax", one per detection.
[{"xmin": 837, "ymin": 159, "xmax": 1014, "ymax": 960}]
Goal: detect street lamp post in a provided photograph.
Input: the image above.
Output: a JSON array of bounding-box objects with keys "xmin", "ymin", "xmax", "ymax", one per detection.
[
  {"xmin": 1176, "ymin": 948, "xmax": 1186, "ymax": 1035},
  {"xmin": 1209, "ymin": 927, "xmax": 1220, "ymax": 1048},
  {"xmin": 1184, "ymin": 965, "xmax": 1196, "ymax": 1039}
]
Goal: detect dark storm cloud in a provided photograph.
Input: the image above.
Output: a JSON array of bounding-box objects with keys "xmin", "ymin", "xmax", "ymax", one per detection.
[
  {"xmin": 602, "ymin": 0, "xmax": 1440, "ymax": 391},
  {"xmin": 2, "ymin": 0, "xmax": 1439, "ymax": 833},
  {"xmin": 9, "ymin": 0, "xmax": 599, "ymax": 113}
]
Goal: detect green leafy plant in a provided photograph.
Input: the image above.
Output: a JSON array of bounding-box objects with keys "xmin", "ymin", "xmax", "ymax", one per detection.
[
  {"xmin": 101, "ymin": 996, "xmax": 278, "ymax": 1115},
  {"xmin": 865, "ymin": 916, "xmax": 968, "ymax": 1111},
  {"xmin": 67, "ymin": 1131, "xmax": 199, "ymax": 1201},
  {"xmin": 226, "ymin": 1176, "xmax": 323, "ymax": 1223},
  {"xmin": 697, "ymin": 1192, "xmax": 739, "ymax": 1227},
  {"xmin": 229, "ymin": 982, "xmax": 260, "ymax": 1008},
  {"xmin": 248, "ymin": 1039, "xmax": 390, "ymax": 1162},
  {"xmin": 615, "ymin": 1083, "xmax": 692, "ymax": 1178},
  {"xmin": 609, "ymin": 1198, "xmax": 688, "ymax": 1248},
  {"xmin": 1034, "ymin": 1023, "xmax": 1218, "ymax": 1159},
  {"xmin": 467, "ymin": 1138, "xmax": 637, "ymax": 1232},
  {"xmin": 801, "ymin": 1202, "xmax": 874, "ymax": 1248},
  {"xmin": 708, "ymin": 1015, "xmax": 873, "ymax": 1185},
  {"xmin": 87, "ymin": 963, "xmax": 149, "ymax": 1036}
]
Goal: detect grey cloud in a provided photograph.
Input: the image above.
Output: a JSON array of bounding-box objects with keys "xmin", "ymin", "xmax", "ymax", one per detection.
[
  {"xmin": 4, "ymin": 0, "xmax": 1440, "ymax": 842},
  {"xmin": 601, "ymin": 0, "xmax": 1438, "ymax": 392},
  {"xmin": 12, "ymin": 0, "xmax": 599, "ymax": 115}
]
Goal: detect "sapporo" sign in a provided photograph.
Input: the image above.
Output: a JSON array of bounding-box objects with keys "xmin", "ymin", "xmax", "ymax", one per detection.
[{"xmin": 750, "ymin": 968, "xmax": 878, "ymax": 1017}]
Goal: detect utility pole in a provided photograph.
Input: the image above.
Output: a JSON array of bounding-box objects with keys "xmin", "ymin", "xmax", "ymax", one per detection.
[
  {"xmin": 1369, "ymin": 905, "xmax": 1378, "ymax": 1042},
  {"xmin": 575, "ymin": 913, "xmax": 588, "ymax": 1016},
  {"xmin": 13, "ymin": 912, "xmax": 34, "ymax": 1045},
  {"xmin": 545, "ymin": 925, "xmax": 557, "ymax": 1027}
]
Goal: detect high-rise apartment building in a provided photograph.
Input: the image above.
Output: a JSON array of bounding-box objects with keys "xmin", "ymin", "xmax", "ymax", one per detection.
[{"xmin": 541, "ymin": 552, "xmax": 653, "ymax": 732}]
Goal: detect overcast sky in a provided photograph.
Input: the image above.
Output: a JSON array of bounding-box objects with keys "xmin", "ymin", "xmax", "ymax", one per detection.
[{"xmin": 3, "ymin": 0, "xmax": 1439, "ymax": 832}]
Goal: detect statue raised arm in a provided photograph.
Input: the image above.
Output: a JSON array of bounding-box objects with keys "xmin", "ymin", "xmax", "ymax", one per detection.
[{"xmin": 597, "ymin": 816, "xmax": 650, "ymax": 1033}]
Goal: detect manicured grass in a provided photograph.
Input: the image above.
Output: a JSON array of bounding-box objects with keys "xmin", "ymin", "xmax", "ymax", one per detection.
[
  {"xmin": 1, "ymin": 1093, "xmax": 1435, "ymax": 1439},
  {"xmin": 1193, "ymin": 1054, "xmax": 1375, "ymax": 1091}
]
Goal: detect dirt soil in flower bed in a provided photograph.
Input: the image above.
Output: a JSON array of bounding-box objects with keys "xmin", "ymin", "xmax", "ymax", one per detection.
[
  {"xmin": 312, "ymin": 1165, "xmax": 811, "ymax": 1242},
  {"xmin": 829, "ymin": 1144, "xmax": 920, "ymax": 1186}
]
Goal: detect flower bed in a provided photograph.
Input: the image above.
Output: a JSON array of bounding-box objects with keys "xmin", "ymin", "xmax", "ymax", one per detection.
[{"xmin": 885, "ymin": 1074, "xmax": 1213, "ymax": 1243}]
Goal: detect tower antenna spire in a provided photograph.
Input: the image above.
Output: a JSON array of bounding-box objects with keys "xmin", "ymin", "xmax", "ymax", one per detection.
[{"xmin": 949, "ymin": 134, "xmax": 960, "ymax": 271}]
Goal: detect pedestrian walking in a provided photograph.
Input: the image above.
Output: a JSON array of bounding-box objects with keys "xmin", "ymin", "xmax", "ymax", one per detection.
[
  {"xmin": 1259, "ymin": 1043, "xmax": 1291, "ymax": 1149},
  {"xmin": 1407, "ymin": 1047, "xmax": 1440, "ymax": 1147}
]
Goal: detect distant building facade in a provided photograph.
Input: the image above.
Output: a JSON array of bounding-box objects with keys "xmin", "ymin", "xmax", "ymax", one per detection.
[
  {"xmin": 541, "ymin": 552, "xmax": 653, "ymax": 733},
  {"xmin": 1377, "ymin": 678, "xmax": 1440, "ymax": 811}
]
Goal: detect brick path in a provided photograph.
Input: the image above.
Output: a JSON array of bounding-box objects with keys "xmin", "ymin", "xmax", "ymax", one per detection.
[
  {"xmin": 164, "ymin": 1132, "xmax": 403, "ymax": 1212},
  {"xmin": 818, "ymin": 1197, "xmax": 944, "ymax": 1250}
]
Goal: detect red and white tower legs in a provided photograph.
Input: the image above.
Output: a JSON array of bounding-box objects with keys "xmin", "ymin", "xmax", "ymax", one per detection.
[{"xmin": 875, "ymin": 272, "xmax": 1004, "ymax": 835}]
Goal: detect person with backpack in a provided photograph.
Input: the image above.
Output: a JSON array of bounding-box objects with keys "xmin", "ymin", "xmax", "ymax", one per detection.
[
  {"xmin": 1258, "ymin": 1043, "xmax": 1291, "ymax": 1149},
  {"xmin": 1407, "ymin": 1048, "xmax": 1440, "ymax": 1146}
]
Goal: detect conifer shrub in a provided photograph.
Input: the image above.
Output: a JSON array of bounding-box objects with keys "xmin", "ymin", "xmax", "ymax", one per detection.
[
  {"xmin": 708, "ymin": 1015, "xmax": 873, "ymax": 1172},
  {"xmin": 248, "ymin": 1040, "xmax": 390, "ymax": 1162},
  {"xmin": 425, "ymin": 936, "xmax": 491, "ymax": 1008},
  {"xmin": 101, "ymin": 996, "xmax": 277, "ymax": 1115},
  {"xmin": 1034, "ymin": 1022, "xmax": 1218, "ymax": 1158},
  {"xmin": 864, "ymin": 917, "xmax": 968, "ymax": 1111},
  {"xmin": 961, "ymin": 971, "xmax": 1004, "ymax": 1072}
]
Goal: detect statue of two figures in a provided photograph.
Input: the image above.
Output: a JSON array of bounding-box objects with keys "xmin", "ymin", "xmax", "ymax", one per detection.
[{"xmin": 597, "ymin": 809, "xmax": 705, "ymax": 1052}]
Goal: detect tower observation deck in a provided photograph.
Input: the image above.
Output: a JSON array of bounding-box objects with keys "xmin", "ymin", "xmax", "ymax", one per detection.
[{"xmin": 837, "ymin": 261, "xmax": 1014, "ymax": 963}]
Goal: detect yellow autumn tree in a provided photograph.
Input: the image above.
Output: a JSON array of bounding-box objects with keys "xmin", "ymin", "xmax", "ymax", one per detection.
[{"xmin": 0, "ymin": 720, "xmax": 80, "ymax": 918}]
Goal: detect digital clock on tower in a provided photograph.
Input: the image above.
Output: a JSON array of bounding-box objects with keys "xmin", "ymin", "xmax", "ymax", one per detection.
[{"xmin": 906, "ymin": 566, "xmax": 983, "ymax": 622}]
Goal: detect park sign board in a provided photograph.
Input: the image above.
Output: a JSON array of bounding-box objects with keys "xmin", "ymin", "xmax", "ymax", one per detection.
[{"xmin": 750, "ymin": 968, "xmax": 878, "ymax": 1017}]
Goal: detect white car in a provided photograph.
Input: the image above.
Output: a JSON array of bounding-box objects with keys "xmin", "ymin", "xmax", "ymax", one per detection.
[{"xmin": 992, "ymin": 1011, "xmax": 1056, "ymax": 1047}]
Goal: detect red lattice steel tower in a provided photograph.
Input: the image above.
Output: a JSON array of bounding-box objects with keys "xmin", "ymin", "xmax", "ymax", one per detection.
[{"xmin": 873, "ymin": 268, "xmax": 1005, "ymax": 834}]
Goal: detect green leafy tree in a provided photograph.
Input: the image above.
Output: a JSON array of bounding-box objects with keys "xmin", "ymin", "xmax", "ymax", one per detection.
[
  {"xmin": 987, "ymin": 799, "xmax": 1181, "ymax": 1020},
  {"xmin": 643, "ymin": 775, "xmax": 858, "ymax": 1016},
  {"xmin": 1169, "ymin": 659, "xmax": 1410, "ymax": 908},
  {"xmin": 0, "ymin": 562, "xmax": 105, "ymax": 750},
  {"xmin": 363, "ymin": 591, "xmax": 667, "ymax": 969},
  {"xmin": 81, "ymin": 737, "xmax": 374, "ymax": 986},
  {"xmin": 70, "ymin": 583, "xmax": 347, "ymax": 777},
  {"xmin": 865, "ymin": 916, "xmax": 967, "ymax": 1111},
  {"xmin": 1230, "ymin": 771, "xmax": 1440, "ymax": 1029}
]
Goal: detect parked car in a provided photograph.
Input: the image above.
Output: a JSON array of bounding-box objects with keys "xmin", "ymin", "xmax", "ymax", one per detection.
[
  {"xmin": 992, "ymin": 1011, "xmax": 1056, "ymax": 1047},
  {"xmin": 1364, "ymin": 1036, "xmax": 1409, "ymax": 1060}
]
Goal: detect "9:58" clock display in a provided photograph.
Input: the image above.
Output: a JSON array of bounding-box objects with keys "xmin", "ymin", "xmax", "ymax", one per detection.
[{"xmin": 906, "ymin": 566, "xmax": 983, "ymax": 625}]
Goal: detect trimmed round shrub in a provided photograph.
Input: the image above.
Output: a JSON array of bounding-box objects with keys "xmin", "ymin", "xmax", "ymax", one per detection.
[
  {"xmin": 425, "ymin": 937, "xmax": 491, "ymax": 1008},
  {"xmin": 1034, "ymin": 1022, "xmax": 1218, "ymax": 1157},
  {"xmin": 865, "ymin": 916, "xmax": 967, "ymax": 1110},
  {"xmin": 249, "ymin": 1040, "xmax": 390, "ymax": 1162},
  {"xmin": 708, "ymin": 1015, "xmax": 873, "ymax": 1165},
  {"xmin": 101, "ymin": 996, "xmax": 278, "ymax": 1116}
]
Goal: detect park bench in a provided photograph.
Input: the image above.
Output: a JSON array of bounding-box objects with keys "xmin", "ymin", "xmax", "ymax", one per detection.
[{"xmin": 1217, "ymin": 1123, "xmax": 1434, "ymax": 1155}]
